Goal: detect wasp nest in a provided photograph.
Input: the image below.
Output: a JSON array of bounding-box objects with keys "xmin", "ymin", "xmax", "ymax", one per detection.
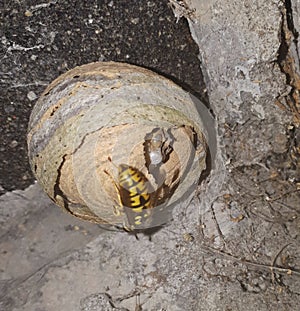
[{"xmin": 27, "ymin": 62, "xmax": 207, "ymax": 230}]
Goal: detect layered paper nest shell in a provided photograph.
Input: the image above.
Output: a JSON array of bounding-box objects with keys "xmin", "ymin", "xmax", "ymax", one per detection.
[{"xmin": 27, "ymin": 62, "xmax": 207, "ymax": 229}]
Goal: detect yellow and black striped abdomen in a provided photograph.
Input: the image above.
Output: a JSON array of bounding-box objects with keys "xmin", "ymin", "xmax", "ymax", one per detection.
[{"xmin": 118, "ymin": 165, "xmax": 151, "ymax": 210}]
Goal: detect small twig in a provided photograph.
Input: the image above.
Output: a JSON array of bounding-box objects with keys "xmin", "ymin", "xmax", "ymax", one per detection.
[
  {"xmin": 267, "ymin": 189, "xmax": 300, "ymax": 203},
  {"xmin": 210, "ymin": 202, "xmax": 226, "ymax": 245},
  {"xmin": 271, "ymin": 243, "xmax": 292, "ymax": 283},
  {"xmin": 201, "ymin": 244, "xmax": 300, "ymax": 277}
]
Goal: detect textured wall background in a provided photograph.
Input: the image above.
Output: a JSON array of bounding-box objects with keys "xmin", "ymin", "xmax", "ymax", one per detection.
[{"xmin": 0, "ymin": 1, "xmax": 299, "ymax": 310}]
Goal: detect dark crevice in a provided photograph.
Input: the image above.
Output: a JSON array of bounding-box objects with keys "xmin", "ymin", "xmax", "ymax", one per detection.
[
  {"xmin": 276, "ymin": 3, "xmax": 298, "ymax": 110},
  {"xmin": 198, "ymin": 143, "xmax": 212, "ymax": 185},
  {"xmin": 277, "ymin": 10, "xmax": 289, "ymax": 71},
  {"xmin": 53, "ymin": 154, "xmax": 73, "ymax": 215},
  {"xmin": 285, "ymin": 0, "xmax": 299, "ymax": 55},
  {"xmin": 277, "ymin": 1, "xmax": 300, "ymax": 77}
]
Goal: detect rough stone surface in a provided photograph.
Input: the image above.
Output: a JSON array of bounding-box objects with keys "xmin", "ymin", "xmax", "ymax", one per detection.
[{"xmin": 1, "ymin": 1, "xmax": 300, "ymax": 310}]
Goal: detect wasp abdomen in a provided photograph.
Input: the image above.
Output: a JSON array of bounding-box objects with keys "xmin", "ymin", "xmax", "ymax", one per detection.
[{"xmin": 118, "ymin": 165, "xmax": 151, "ymax": 210}]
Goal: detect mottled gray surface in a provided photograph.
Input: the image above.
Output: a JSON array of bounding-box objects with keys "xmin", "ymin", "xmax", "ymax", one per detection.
[
  {"xmin": 291, "ymin": 0, "xmax": 300, "ymax": 76},
  {"xmin": 1, "ymin": 1, "xmax": 300, "ymax": 310}
]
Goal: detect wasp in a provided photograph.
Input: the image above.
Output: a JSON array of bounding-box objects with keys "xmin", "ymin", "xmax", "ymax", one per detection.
[
  {"xmin": 104, "ymin": 157, "xmax": 179, "ymax": 232},
  {"xmin": 104, "ymin": 158, "xmax": 156, "ymax": 231}
]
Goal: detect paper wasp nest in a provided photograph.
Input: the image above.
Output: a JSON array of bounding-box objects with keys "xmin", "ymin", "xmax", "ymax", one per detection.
[{"xmin": 27, "ymin": 62, "xmax": 207, "ymax": 230}]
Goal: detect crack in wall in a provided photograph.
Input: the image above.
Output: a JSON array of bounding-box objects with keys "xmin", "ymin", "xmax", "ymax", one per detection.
[
  {"xmin": 277, "ymin": 1, "xmax": 300, "ymax": 126},
  {"xmin": 286, "ymin": 0, "xmax": 299, "ymax": 56},
  {"xmin": 275, "ymin": 1, "xmax": 300, "ymax": 178}
]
